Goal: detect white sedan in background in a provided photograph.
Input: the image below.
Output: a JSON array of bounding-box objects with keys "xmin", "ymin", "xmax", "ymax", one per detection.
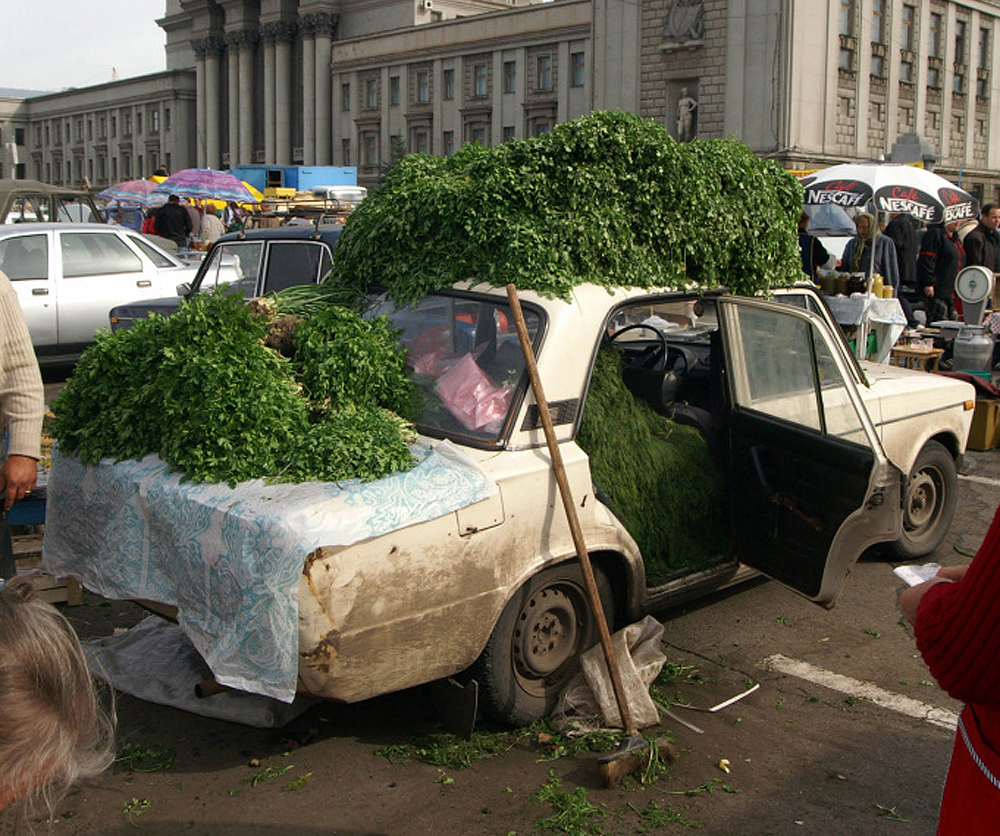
[{"xmin": 0, "ymin": 223, "xmax": 201, "ymax": 365}]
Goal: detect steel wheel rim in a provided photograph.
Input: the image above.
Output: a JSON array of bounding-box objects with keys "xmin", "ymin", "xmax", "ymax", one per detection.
[
  {"xmin": 512, "ymin": 583, "xmax": 587, "ymax": 695},
  {"xmin": 904, "ymin": 466, "xmax": 942, "ymax": 538}
]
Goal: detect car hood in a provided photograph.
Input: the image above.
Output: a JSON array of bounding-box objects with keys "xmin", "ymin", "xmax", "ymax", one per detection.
[
  {"xmin": 109, "ymin": 296, "xmax": 184, "ymax": 326},
  {"xmin": 858, "ymin": 360, "xmax": 975, "ymax": 470}
]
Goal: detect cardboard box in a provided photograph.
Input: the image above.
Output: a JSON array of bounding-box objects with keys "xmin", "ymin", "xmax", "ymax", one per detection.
[{"xmin": 968, "ymin": 398, "xmax": 1000, "ymax": 451}]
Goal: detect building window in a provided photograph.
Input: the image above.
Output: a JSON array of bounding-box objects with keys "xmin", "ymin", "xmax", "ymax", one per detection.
[
  {"xmin": 471, "ymin": 126, "xmax": 486, "ymax": 145},
  {"xmin": 533, "ymin": 121, "xmax": 551, "ymax": 137},
  {"xmin": 871, "ymin": 55, "xmax": 885, "ymax": 78},
  {"xmin": 474, "ymin": 64, "xmax": 487, "ymax": 97},
  {"xmin": 900, "ymin": 60, "xmax": 913, "ymax": 82},
  {"xmin": 901, "ymin": 4, "xmax": 915, "ymax": 50},
  {"xmin": 929, "ymin": 13, "xmax": 942, "ymax": 57},
  {"xmin": 390, "ymin": 76, "xmax": 400, "ymax": 106},
  {"xmin": 136, "ymin": 112, "xmax": 142, "ymax": 134},
  {"xmin": 15, "ymin": 128, "xmax": 24, "ymax": 146},
  {"xmin": 571, "ymin": 52, "xmax": 585, "ymax": 87},
  {"xmin": 36, "ymin": 127, "xmax": 41, "ymax": 145},
  {"xmin": 503, "ymin": 61, "xmax": 516, "ymax": 94},
  {"xmin": 955, "ymin": 20, "xmax": 967, "ymax": 64},
  {"xmin": 111, "ymin": 116, "xmax": 117, "ymax": 137},
  {"xmin": 839, "ymin": 0, "xmax": 853, "ymax": 36},
  {"xmin": 86, "ymin": 120, "xmax": 92, "ymax": 141},
  {"xmin": 342, "ymin": 83, "xmax": 351, "ymax": 111},
  {"xmin": 341, "ymin": 138, "xmax": 351, "ymax": 165},
  {"xmin": 417, "ymin": 71, "xmax": 430, "ymax": 103},
  {"xmin": 928, "ymin": 66, "xmax": 940, "ymax": 88},
  {"xmin": 537, "ymin": 56, "xmax": 553, "ymax": 91},
  {"xmin": 978, "ymin": 27, "xmax": 991, "ymax": 97},
  {"xmin": 502, "ymin": 125, "xmax": 515, "ymax": 142},
  {"xmin": 365, "ymin": 78, "xmax": 377, "ymax": 109},
  {"xmin": 871, "ymin": 0, "xmax": 885, "ymax": 44},
  {"xmin": 164, "ymin": 108, "xmax": 171, "ymax": 131},
  {"xmin": 362, "ymin": 132, "xmax": 377, "ymax": 166},
  {"xmin": 413, "ymin": 130, "xmax": 429, "ymax": 155},
  {"xmin": 124, "ymin": 113, "xmax": 131, "ymax": 136},
  {"xmin": 443, "ymin": 130, "xmax": 454, "ymax": 156},
  {"xmin": 443, "ymin": 68, "xmax": 455, "ymax": 100},
  {"xmin": 151, "ymin": 110, "xmax": 159, "ymax": 132}
]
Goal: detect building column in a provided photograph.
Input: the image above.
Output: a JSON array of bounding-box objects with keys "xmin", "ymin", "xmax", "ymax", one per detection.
[
  {"xmin": 263, "ymin": 27, "xmax": 277, "ymax": 164},
  {"xmin": 301, "ymin": 23, "xmax": 317, "ymax": 165},
  {"xmin": 193, "ymin": 39, "xmax": 208, "ymax": 167},
  {"xmin": 204, "ymin": 37, "xmax": 224, "ymax": 169},
  {"xmin": 226, "ymin": 31, "xmax": 241, "ymax": 167},
  {"xmin": 314, "ymin": 14, "xmax": 338, "ymax": 164},
  {"xmin": 275, "ymin": 21, "xmax": 297, "ymax": 165},
  {"xmin": 236, "ymin": 29, "xmax": 259, "ymax": 165}
]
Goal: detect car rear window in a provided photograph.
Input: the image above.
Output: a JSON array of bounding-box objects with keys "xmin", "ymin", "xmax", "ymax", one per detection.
[{"xmin": 370, "ymin": 292, "xmax": 542, "ymax": 445}]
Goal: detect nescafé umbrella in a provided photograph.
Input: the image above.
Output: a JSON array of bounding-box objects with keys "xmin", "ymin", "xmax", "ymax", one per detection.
[
  {"xmin": 151, "ymin": 168, "xmax": 259, "ymax": 205},
  {"xmin": 802, "ymin": 162, "xmax": 978, "ymax": 225}
]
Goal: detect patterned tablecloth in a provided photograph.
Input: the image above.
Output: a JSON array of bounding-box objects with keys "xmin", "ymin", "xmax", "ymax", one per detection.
[{"xmin": 41, "ymin": 442, "xmax": 497, "ymax": 702}]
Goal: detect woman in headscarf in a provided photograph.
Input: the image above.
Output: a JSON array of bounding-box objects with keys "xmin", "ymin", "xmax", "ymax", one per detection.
[{"xmin": 840, "ymin": 211, "xmax": 900, "ymax": 291}]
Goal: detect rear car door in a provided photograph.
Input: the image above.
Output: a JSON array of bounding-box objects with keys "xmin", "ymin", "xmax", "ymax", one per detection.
[
  {"xmin": 718, "ymin": 297, "xmax": 901, "ymax": 606},
  {"xmin": 0, "ymin": 231, "xmax": 58, "ymax": 348},
  {"xmin": 56, "ymin": 230, "xmax": 158, "ymax": 348}
]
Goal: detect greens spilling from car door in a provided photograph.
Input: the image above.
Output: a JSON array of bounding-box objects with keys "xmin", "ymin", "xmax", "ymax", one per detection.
[
  {"xmin": 577, "ymin": 346, "xmax": 728, "ymax": 583},
  {"xmin": 330, "ymin": 110, "xmax": 803, "ymax": 304},
  {"xmin": 50, "ymin": 291, "xmax": 416, "ymax": 486}
]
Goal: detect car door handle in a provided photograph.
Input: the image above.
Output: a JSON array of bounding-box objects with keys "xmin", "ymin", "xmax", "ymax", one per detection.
[
  {"xmin": 31, "ymin": 288, "xmax": 48, "ymax": 296},
  {"xmin": 136, "ymin": 280, "xmax": 152, "ymax": 288}
]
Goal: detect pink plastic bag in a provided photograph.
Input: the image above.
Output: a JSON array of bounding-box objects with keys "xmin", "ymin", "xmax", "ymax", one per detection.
[{"xmin": 434, "ymin": 354, "xmax": 511, "ymax": 431}]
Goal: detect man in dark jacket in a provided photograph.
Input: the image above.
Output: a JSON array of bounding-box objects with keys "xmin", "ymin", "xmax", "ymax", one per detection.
[
  {"xmin": 918, "ymin": 219, "xmax": 964, "ymax": 322},
  {"xmin": 962, "ymin": 203, "xmax": 1000, "ymax": 273},
  {"xmin": 153, "ymin": 194, "xmax": 193, "ymax": 249},
  {"xmin": 884, "ymin": 212, "xmax": 919, "ymax": 295}
]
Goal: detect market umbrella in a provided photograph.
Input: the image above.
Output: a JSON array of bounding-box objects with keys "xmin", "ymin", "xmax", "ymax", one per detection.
[
  {"xmin": 97, "ymin": 179, "xmax": 158, "ymax": 207},
  {"xmin": 802, "ymin": 162, "xmax": 978, "ymax": 226},
  {"xmin": 151, "ymin": 168, "xmax": 260, "ymax": 205}
]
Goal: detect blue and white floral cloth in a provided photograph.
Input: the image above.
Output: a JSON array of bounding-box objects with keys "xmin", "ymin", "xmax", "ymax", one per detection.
[{"xmin": 42, "ymin": 442, "xmax": 497, "ymax": 702}]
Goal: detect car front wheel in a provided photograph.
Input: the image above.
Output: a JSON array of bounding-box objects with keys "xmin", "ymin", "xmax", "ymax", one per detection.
[
  {"xmin": 891, "ymin": 440, "xmax": 957, "ymax": 560},
  {"xmin": 472, "ymin": 562, "xmax": 615, "ymax": 727}
]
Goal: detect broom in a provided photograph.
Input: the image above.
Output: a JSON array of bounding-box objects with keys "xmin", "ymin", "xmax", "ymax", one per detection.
[{"xmin": 505, "ymin": 284, "xmax": 671, "ymax": 787}]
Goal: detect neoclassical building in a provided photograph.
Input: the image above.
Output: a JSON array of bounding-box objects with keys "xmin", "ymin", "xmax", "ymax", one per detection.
[{"xmin": 10, "ymin": 0, "xmax": 1000, "ymax": 199}]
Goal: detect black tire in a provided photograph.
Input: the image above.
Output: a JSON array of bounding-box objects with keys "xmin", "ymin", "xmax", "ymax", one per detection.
[
  {"xmin": 472, "ymin": 562, "xmax": 615, "ymax": 727},
  {"xmin": 891, "ymin": 440, "xmax": 958, "ymax": 560}
]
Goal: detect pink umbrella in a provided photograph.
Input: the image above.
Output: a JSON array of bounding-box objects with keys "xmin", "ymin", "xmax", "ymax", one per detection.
[
  {"xmin": 97, "ymin": 179, "xmax": 158, "ymax": 207},
  {"xmin": 151, "ymin": 169, "xmax": 259, "ymax": 205}
]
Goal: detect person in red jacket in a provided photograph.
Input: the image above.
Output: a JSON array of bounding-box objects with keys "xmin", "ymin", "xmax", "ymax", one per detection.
[{"xmin": 902, "ymin": 503, "xmax": 1000, "ymax": 835}]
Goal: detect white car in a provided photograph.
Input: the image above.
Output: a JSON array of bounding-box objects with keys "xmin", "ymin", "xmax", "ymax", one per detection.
[
  {"xmin": 0, "ymin": 223, "xmax": 201, "ymax": 365},
  {"xmin": 45, "ymin": 283, "xmax": 975, "ymax": 724}
]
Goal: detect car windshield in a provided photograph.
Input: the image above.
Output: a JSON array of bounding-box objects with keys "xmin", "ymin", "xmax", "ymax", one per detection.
[
  {"xmin": 368, "ymin": 292, "xmax": 542, "ymax": 445},
  {"xmin": 197, "ymin": 241, "xmax": 264, "ymax": 296}
]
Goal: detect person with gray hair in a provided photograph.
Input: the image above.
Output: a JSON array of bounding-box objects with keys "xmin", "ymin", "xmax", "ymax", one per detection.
[{"xmin": 0, "ymin": 577, "xmax": 114, "ymax": 829}]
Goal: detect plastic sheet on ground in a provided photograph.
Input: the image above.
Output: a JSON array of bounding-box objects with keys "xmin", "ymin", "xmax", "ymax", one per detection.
[
  {"xmin": 83, "ymin": 616, "xmax": 316, "ymax": 728},
  {"xmin": 552, "ymin": 615, "xmax": 666, "ymax": 731},
  {"xmin": 42, "ymin": 441, "xmax": 497, "ymax": 703}
]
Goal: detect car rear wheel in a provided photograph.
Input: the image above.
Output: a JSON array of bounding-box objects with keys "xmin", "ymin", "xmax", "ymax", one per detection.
[
  {"xmin": 472, "ymin": 562, "xmax": 615, "ymax": 727},
  {"xmin": 891, "ymin": 440, "xmax": 957, "ymax": 560}
]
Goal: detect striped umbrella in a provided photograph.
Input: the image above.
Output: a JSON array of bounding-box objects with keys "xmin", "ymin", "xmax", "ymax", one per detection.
[
  {"xmin": 151, "ymin": 168, "xmax": 260, "ymax": 205},
  {"xmin": 97, "ymin": 179, "xmax": 158, "ymax": 207}
]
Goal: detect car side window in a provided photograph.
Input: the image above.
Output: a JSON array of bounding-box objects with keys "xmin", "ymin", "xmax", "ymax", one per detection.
[
  {"xmin": 129, "ymin": 235, "xmax": 179, "ymax": 268},
  {"xmin": 200, "ymin": 242, "xmax": 263, "ymax": 292},
  {"xmin": 61, "ymin": 232, "xmax": 142, "ymax": 278},
  {"xmin": 0, "ymin": 235, "xmax": 48, "ymax": 281},
  {"xmin": 261, "ymin": 242, "xmax": 325, "ymax": 293},
  {"xmin": 726, "ymin": 304, "xmax": 864, "ymax": 440}
]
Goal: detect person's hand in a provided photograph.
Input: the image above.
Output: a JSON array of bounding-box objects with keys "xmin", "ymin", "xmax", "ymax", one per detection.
[
  {"xmin": 937, "ymin": 564, "xmax": 970, "ymax": 582},
  {"xmin": 924, "ymin": 286, "xmax": 935, "ymax": 297},
  {"xmin": 0, "ymin": 454, "xmax": 38, "ymax": 512}
]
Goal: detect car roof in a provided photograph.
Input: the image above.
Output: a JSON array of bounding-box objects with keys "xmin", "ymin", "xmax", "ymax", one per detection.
[
  {"xmin": 0, "ymin": 222, "xmax": 119, "ymax": 234},
  {"xmin": 214, "ymin": 225, "xmax": 342, "ymax": 248},
  {"xmin": 0, "ymin": 179, "xmax": 93, "ymax": 199}
]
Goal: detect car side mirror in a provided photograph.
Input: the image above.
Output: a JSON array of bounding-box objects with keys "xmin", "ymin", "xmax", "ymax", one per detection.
[{"xmin": 176, "ymin": 282, "xmax": 192, "ymax": 297}]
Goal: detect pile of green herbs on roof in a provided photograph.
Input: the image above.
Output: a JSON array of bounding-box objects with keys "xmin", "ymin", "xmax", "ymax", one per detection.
[
  {"xmin": 577, "ymin": 345, "xmax": 729, "ymax": 583},
  {"xmin": 50, "ymin": 290, "xmax": 416, "ymax": 486},
  {"xmin": 330, "ymin": 110, "xmax": 803, "ymax": 305}
]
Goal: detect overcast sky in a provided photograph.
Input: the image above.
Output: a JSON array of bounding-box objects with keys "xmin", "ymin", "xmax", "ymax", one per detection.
[{"xmin": 1, "ymin": 0, "xmax": 166, "ymax": 93}]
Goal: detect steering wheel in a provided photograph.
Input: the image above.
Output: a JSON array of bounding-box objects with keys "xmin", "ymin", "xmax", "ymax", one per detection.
[{"xmin": 608, "ymin": 323, "xmax": 668, "ymax": 370}]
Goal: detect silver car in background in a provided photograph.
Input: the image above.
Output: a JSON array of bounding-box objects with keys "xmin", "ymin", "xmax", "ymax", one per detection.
[{"xmin": 0, "ymin": 223, "xmax": 204, "ymax": 365}]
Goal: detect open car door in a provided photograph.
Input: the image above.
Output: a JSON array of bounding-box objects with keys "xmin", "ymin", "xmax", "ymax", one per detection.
[{"xmin": 718, "ymin": 298, "xmax": 901, "ymax": 607}]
